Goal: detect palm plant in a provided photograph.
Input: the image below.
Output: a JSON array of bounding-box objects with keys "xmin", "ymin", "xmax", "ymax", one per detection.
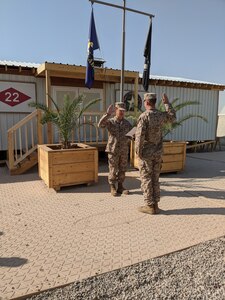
[
  {"xmin": 29, "ymin": 95, "xmax": 101, "ymax": 149},
  {"xmin": 158, "ymin": 98, "xmax": 207, "ymax": 137},
  {"xmin": 126, "ymin": 98, "xmax": 207, "ymax": 138}
]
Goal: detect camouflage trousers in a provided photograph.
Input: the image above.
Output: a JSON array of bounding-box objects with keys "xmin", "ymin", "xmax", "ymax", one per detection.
[
  {"xmin": 138, "ymin": 155, "xmax": 162, "ymax": 206},
  {"xmin": 108, "ymin": 152, "xmax": 128, "ymax": 185}
]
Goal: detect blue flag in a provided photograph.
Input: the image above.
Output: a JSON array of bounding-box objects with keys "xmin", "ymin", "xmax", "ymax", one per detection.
[{"xmin": 85, "ymin": 8, "xmax": 100, "ymax": 89}]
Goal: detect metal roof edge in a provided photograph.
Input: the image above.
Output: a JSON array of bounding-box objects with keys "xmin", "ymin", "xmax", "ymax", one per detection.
[
  {"xmin": 0, "ymin": 60, "xmax": 224, "ymax": 88},
  {"xmin": 0, "ymin": 60, "xmax": 40, "ymax": 68},
  {"xmin": 139, "ymin": 73, "xmax": 225, "ymax": 89}
]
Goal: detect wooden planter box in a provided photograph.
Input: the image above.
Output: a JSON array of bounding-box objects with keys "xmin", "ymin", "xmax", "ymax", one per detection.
[
  {"xmin": 130, "ymin": 140, "xmax": 186, "ymax": 173},
  {"xmin": 38, "ymin": 143, "xmax": 98, "ymax": 191}
]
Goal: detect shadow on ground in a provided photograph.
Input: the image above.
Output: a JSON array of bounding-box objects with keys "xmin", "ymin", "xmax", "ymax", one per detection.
[
  {"xmin": 0, "ymin": 165, "xmax": 40, "ymax": 184},
  {"xmin": 162, "ymin": 207, "xmax": 225, "ymax": 215},
  {"xmin": 0, "ymin": 257, "xmax": 28, "ymax": 267},
  {"xmin": 58, "ymin": 174, "xmax": 141, "ymax": 194},
  {"xmin": 160, "ymin": 189, "xmax": 225, "ymax": 201}
]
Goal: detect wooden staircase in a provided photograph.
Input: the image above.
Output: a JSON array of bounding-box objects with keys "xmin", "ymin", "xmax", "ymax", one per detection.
[
  {"xmin": 7, "ymin": 151, "xmax": 38, "ymax": 175},
  {"xmin": 6, "ymin": 110, "xmax": 108, "ymax": 175},
  {"xmin": 7, "ymin": 110, "xmax": 43, "ymax": 175}
]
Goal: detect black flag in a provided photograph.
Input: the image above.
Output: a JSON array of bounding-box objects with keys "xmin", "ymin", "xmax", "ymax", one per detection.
[{"xmin": 142, "ymin": 19, "xmax": 152, "ymax": 92}]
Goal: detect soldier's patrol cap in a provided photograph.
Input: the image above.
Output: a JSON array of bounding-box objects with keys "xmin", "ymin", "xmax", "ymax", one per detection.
[
  {"xmin": 115, "ymin": 102, "xmax": 126, "ymax": 111},
  {"xmin": 144, "ymin": 93, "xmax": 157, "ymax": 101}
]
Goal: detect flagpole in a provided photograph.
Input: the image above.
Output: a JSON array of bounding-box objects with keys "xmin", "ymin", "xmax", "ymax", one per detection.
[
  {"xmin": 120, "ymin": 0, "xmax": 126, "ymax": 103},
  {"xmin": 89, "ymin": 0, "xmax": 154, "ymax": 18},
  {"xmin": 89, "ymin": 0, "xmax": 155, "ymax": 100}
]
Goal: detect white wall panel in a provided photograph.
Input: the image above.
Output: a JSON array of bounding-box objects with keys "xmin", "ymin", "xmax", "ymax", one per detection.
[
  {"xmin": 139, "ymin": 85, "xmax": 219, "ymax": 141},
  {"xmin": 114, "ymin": 83, "xmax": 219, "ymax": 141},
  {"xmin": 0, "ymin": 74, "xmax": 45, "ymax": 150},
  {"xmin": 0, "ymin": 75, "xmax": 221, "ymax": 150}
]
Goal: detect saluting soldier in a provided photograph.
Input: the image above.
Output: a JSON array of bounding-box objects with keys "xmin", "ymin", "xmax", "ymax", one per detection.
[
  {"xmin": 98, "ymin": 102, "xmax": 132, "ymax": 196},
  {"xmin": 135, "ymin": 93, "xmax": 176, "ymax": 214}
]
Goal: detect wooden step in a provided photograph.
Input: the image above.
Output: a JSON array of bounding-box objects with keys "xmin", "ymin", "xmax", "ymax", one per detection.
[{"xmin": 9, "ymin": 152, "xmax": 38, "ymax": 175}]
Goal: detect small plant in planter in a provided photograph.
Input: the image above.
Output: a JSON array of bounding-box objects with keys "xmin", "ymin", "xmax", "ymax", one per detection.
[
  {"xmin": 128, "ymin": 98, "xmax": 207, "ymax": 173},
  {"xmin": 29, "ymin": 95, "xmax": 101, "ymax": 191},
  {"xmin": 30, "ymin": 95, "xmax": 100, "ymax": 149}
]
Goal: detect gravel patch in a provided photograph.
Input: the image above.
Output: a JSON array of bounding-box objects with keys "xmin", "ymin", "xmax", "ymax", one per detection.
[{"xmin": 27, "ymin": 236, "xmax": 225, "ymax": 300}]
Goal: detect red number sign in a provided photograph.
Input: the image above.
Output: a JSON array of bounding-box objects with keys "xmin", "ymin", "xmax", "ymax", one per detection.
[{"xmin": 0, "ymin": 87, "xmax": 31, "ymax": 107}]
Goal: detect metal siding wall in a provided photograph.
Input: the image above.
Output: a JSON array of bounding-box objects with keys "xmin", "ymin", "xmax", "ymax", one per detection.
[
  {"xmin": 0, "ymin": 112, "xmax": 30, "ymax": 150},
  {"xmin": 102, "ymin": 82, "xmax": 218, "ymax": 141},
  {"xmin": 0, "ymin": 76, "xmax": 220, "ymax": 150},
  {"xmin": 105, "ymin": 83, "xmax": 115, "ymax": 108},
  {"xmin": 36, "ymin": 77, "xmax": 46, "ymax": 104},
  {"xmin": 138, "ymin": 85, "xmax": 218, "ymax": 141},
  {"xmin": 0, "ymin": 74, "xmax": 45, "ymax": 150},
  {"xmin": 102, "ymin": 83, "xmax": 115, "ymax": 141}
]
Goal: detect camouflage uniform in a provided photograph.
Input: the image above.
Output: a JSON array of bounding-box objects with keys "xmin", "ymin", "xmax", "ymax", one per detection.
[
  {"xmin": 135, "ymin": 102, "xmax": 176, "ymax": 206},
  {"xmin": 98, "ymin": 112, "xmax": 132, "ymax": 185}
]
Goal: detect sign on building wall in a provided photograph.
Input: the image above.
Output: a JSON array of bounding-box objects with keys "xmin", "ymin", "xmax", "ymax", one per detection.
[
  {"xmin": 0, "ymin": 81, "xmax": 36, "ymax": 112},
  {"xmin": 115, "ymin": 90, "xmax": 143, "ymax": 112}
]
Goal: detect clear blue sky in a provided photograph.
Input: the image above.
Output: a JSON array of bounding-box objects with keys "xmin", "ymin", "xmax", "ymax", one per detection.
[{"xmin": 1, "ymin": 0, "xmax": 225, "ymax": 111}]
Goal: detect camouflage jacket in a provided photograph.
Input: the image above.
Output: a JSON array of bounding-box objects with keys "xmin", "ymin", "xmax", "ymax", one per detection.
[
  {"xmin": 135, "ymin": 103, "xmax": 176, "ymax": 159},
  {"xmin": 98, "ymin": 114, "xmax": 132, "ymax": 154}
]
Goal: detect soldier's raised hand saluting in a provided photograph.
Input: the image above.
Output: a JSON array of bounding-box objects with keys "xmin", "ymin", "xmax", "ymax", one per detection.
[
  {"xmin": 107, "ymin": 104, "xmax": 114, "ymax": 115},
  {"xmin": 161, "ymin": 93, "xmax": 169, "ymax": 104}
]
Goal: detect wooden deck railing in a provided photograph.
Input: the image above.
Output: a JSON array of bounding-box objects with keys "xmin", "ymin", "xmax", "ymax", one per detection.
[
  {"xmin": 73, "ymin": 112, "xmax": 107, "ymax": 145},
  {"xmin": 7, "ymin": 110, "xmax": 108, "ymax": 171},
  {"xmin": 7, "ymin": 109, "xmax": 43, "ymax": 170},
  {"xmin": 53, "ymin": 112, "xmax": 108, "ymax": 146}
]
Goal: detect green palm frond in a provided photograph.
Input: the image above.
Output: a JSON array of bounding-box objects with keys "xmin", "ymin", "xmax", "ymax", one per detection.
[
  {"xmin": 47, "ymin": 94, "xmax": 60, "ymax": 113},
  {"xmin": 29, "ymin": 94, "xmax": 101, "ymax": 148},
  {"xmin": 78, "ymin": 98, "xmax": 101, "ymax": 119},
  {"xmin": 172, "ymin": 101, "xmax": 200, "ymax": 112},
  {"xmin": 175, "ymin": 114, "xmax": 208, "ymax": 126},
  {"xmin": 158, "ymin": 99, "xmax": 200, "ymax": 112},
  {"xmin": 29, "ymin": 102, "xmax": 50, "ymax": 113},
  {"xmin": 170, "ymin": 97, "xmax": 180, "ymax": 106},
  {"xmin": 162, "ymin": 113, "xmax": 208, "ymax": 137},
  {"xmin": 29, "ymin": 102, "xmax": 59, "ymax": 126},
  {"xmin": 41, "ymin": 111, "xmax": 59, "ymax": 125}
]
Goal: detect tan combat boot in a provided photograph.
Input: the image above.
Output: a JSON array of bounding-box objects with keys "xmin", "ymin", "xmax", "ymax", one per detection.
[
  {"xmin": 138, "ymin": 205, "xmax": 155, "ymax": 215},
  {"xmin": 117, "ymin": 183, "xmax": 129, "ymax": 195},
  {"xmin": 154, "ymin": 202, "xmax": 160, "ymax": 214},
  {"xmin": 110, "ymin": 184, "xmax": 118, "ymax": 196}
]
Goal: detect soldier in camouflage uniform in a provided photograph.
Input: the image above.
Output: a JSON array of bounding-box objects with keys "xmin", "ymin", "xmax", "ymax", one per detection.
[
  {"xmin": 135, "ymin": 93, "xmax": 176, "ymax": 214},
  {"xmin": 98, "ymin": 102, "xmax": 132, "ymax": 196}
]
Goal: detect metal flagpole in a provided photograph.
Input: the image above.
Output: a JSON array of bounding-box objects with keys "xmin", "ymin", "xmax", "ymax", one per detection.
[
  {"xmin": 120, "ymin": 0, "xmax": 126, "ymax": 103},
  {"xmin": 89, "ymin": 0, "xmax": 154, "ymax": 18},
  {"xmin": 89, "ymin": 0, "xmax": 155, "ymax": 102}
]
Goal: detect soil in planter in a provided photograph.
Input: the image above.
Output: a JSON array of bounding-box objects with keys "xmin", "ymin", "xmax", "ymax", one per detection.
[{"xmin": 48, "ymin": 143, "xmax": 81, "ymax": 150}]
